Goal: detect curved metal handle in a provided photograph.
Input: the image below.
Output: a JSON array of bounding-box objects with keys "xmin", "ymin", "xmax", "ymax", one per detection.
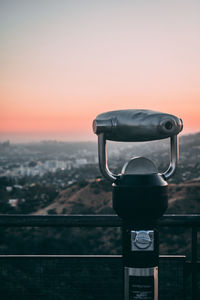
[
  {"xmin": 93, "ymin": 109, "xmax": 183, "ymax": 142},
  {"xmin": 163, "ymin": 135, "xmax": 179, "ymax": 180},
  {"xmin": 98, "ymin": 133, "xmax": 117, "ymax": 182},
  {"xmin": 98, "ymin": 133, "xmax": 179, "ymax": 182}
]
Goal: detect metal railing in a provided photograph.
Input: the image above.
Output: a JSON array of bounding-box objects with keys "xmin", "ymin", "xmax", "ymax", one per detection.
[{"xmin": 0, "ymin": 214, "xmax": 199, "ymax": 299}]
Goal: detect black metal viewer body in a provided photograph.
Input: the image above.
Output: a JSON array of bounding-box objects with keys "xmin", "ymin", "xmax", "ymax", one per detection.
[{"xmin": 93, "ymin": 109, "xmax": 183, "ymax": 300}]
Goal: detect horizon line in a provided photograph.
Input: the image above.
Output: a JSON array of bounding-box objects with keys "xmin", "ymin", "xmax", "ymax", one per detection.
[{"xmin": 0, "ymin": 130, "xmax": 199, "ymax": 144}]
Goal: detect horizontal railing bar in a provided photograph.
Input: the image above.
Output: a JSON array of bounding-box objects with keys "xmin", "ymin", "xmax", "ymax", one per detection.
[
  {"xmin": 0, "ymin": 214, "xmax": 200, "ymax": 227},
  {"xmin": 0, "ymin": 255, "xmax": 122, "ymax": 258},
  {"xmin": 0, "ymin": 214, "xmax": 120, "ymax": 227},
  {"xmin": 2, "ymin": 255, "xmax": 200, "ymax": 270},
  {"xmin": 159, "ymin": 214, "xmax": 200, "ymax": 226},
  {"xmin": 0, "ymin": 254, "xmax": 186, "ymax": 259}
]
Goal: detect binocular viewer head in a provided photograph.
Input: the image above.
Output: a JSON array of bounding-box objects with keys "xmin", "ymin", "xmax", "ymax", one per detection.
[
  {"xmin": 93, "ymin": 109, "xmax": 183, "ymax": 142},
  {"xmin": 93, "ymin": 109, "xmax": 183, "ymax": 182},
  {"xmin": 93, "ymin": 109, "xmax": 183, "ymax": 221}
]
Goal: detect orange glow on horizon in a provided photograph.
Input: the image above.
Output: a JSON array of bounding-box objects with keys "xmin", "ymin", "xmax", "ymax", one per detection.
[
  {"xmin": 1, "ymin": 1, "xmax": 200, "ymax": 141},
  {"xmin": 1, "ymin": 87, "xmax": 200, "ymax": 138}
]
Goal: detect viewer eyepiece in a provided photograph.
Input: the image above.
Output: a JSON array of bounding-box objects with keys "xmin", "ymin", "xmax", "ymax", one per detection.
[{"xmin": 165, "ymin": 121, "xmax": 173, "ymax": 130}]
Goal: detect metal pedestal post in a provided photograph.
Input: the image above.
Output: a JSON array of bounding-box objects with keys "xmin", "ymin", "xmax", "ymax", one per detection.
[
  {"xmin": 123, "ymin": 225, "xmax": 158, "ymax": 300},
  {"xmin": 93, "ymin": 109, "xmax": 183, "ymax": 300},
  {"xmin": 125, "ymin": 267, "xmax": 158, "ymax": 300}
]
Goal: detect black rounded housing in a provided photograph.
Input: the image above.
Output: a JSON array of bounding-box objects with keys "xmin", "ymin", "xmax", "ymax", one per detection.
[{"xmin": 112, "ymin": 173, "xmax": 168, "ymax": 222}]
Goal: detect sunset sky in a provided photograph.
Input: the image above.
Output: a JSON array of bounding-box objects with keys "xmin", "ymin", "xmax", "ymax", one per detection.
[{"xmin": 1, "ymin": 0, "xmax": 200, "ymax": 142}]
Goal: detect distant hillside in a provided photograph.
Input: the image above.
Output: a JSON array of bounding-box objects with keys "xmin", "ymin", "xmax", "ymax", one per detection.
[
  {"xmin": 31, "ymin": 178, "xmax": 200, "ymax": 258},
  {"xmin": 34, "ymin": 178, "xmax": 200, "ymax": 215},
  {"xmin": 1, "ymin": 178, "xmax": 200, "ymax": 257},
  {"xmin": 167, "ymin": 178, "xmax": 200, "ymax": 213},
  {"xmin": 1, "ymin": 133, "xmax": 199, "ymax": 259},
  {"xmin": 34, "ymin": 180, "xmax": 113, "ymax": 215}
]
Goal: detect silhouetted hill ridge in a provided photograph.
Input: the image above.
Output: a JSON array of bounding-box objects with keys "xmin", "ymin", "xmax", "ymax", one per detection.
[{"xmin": 34, "ymin": 178, "xmax": 200, "ymax": 215}]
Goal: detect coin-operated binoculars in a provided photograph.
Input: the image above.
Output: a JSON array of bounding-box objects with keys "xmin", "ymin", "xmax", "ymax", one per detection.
[{"xmin": 93, "ymin": 109, "xmax": 183, "ymax": 300}]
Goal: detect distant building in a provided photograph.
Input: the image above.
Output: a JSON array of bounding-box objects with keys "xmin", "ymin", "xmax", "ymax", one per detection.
[
  {"xmin": 76, "ymin": 158, "xmax": 88, "ymax": 166},
  {"xmin": 94, "ymin": 157, "xmax": 98, "ymax": 164},
  {"xmin": 14, "ymin": 185, "xmax": 23, "ymax": 189},
  {"xmin": 67, "ymin": 180, "xmax": 76, "ymax": 185},
  {"xmin": 8, "ymin": 199, "xmax": 18, "ymax": 207},
  {"xmin": 6, "ymin": 186, "xmax": 13, "ymax": 192},
  {"xmin": 45, "ymin": 160, "xmax": 67, "ymax": 172}
]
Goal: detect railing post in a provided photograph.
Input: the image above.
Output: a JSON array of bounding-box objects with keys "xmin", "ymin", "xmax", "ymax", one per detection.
[{"xmin": 191, "ymin": 226, "xmax": 198, "ymax": 300}]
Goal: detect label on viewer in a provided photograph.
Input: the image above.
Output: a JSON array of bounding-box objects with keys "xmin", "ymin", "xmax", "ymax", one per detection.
[{"xmin": 129, "ymin": 276, "xmax": 154, "ymax": 300}]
